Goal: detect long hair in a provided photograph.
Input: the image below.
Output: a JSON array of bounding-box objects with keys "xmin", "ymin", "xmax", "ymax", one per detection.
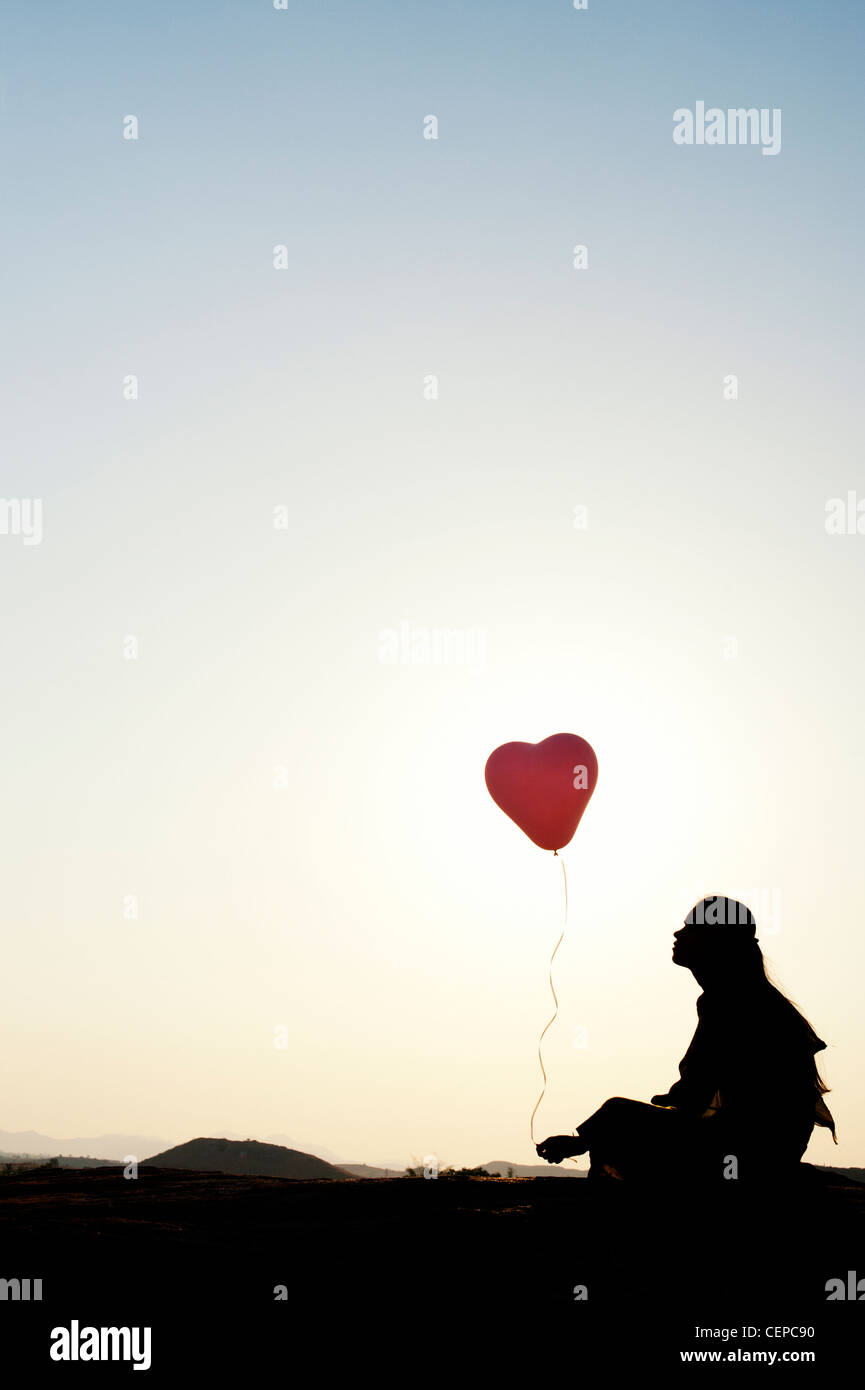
[
  {"xmin": 685, "ymin": 900, "xmax": 836, "ymax": 1139},
  {"xmin": 759, "ymin": 949, "xmax": 831, "ymax": 1090},
  {"xmin": 752, "ymin": 943, "xmax": 836, "ymax": 1139}
]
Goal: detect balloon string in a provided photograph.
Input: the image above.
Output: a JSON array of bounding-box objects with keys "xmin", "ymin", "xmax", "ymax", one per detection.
[{"xmin": 530, "ymin": 853, "xmax": 573, "ymax": 1158}]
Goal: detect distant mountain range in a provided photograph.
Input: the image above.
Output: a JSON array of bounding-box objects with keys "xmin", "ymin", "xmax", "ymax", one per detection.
[
  {"xmin": 3, "ymin": 1128, "xmax": 861, "ymax": 1185},
  {"xmin": 341, "ymin": 1163, "xmax": 406, "ymax": 1178},
  {"xmin": 342, "ymin": 1160, "xmax": 584, "ymax": 1178},
  {"xmin": 0, "ymin": 1129, "xmax": 164, "ymax": 1161},
  {"xmin": 0, "ymin": 1128, "xmax": 348, "ymax": 1165},
  {"xmin": 0, "ymin": 1137, "xmax": 581, "ymax": 1179}
]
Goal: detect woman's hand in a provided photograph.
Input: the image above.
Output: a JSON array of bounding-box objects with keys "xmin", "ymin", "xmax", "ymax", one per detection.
[{"xmin": 536, "ymin": 1135, "xmax": 578, "ymax": 1164}]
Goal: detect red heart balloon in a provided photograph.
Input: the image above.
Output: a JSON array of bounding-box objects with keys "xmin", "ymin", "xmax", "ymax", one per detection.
[{"xmin": 485, "ymin": 732, "xmax": 598, "ymax": 852}]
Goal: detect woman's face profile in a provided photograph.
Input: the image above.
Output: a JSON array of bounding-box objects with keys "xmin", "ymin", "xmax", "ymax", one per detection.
[
  {"xmin": 672, "ymin": 923, "xmax": 709, "ymax": 969},
  {"xmin": 672, "ymin": 921, "xmax": 752, "ymax": 979}
]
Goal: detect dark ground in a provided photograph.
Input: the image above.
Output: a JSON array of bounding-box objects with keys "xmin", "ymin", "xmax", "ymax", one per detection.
[{"xmin": 2, "ymin": 1164, "xmax": 863, "ymax": 1374}]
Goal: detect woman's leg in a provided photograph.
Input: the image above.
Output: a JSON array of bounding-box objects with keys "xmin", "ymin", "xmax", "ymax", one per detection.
[{"xmin": 576, "ymin": 1096, "xmax": 702, "ymax": 1183}]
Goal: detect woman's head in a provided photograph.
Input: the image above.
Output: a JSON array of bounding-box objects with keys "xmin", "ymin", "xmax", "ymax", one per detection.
[
  {"xmin": 673, "ymin": 896, "xmax": 833, "ymax": 1110},
  {"xmin": 672, "ymin": 896, "xmax": 766, "ymax": 985}
]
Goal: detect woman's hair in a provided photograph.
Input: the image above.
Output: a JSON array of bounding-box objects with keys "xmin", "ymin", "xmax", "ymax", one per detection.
[
  {"xmin": 686, "ymin": 900, "xmax": 835, "ymax": 1134},
  {"xmin": 758, "ymin": 949, "xmax": 832, "ymax": 1096},
  {"xmin": 707, "ymin": 928, "xmax": 832, "ymax": 1096},
  {"xmin": 698, "ymin": 917, "xmax": 839, "ymax": 1134}
]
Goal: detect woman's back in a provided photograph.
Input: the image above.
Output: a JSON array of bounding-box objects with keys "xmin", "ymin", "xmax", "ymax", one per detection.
[{"xmin": 701, "ymin": 982, "xmax": 834, "ymax": 1162}]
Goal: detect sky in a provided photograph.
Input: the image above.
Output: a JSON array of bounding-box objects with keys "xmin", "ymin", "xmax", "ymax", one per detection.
[{"xmin": 1, "ymin": 0, "xmax": 864, "ymax": 1170}]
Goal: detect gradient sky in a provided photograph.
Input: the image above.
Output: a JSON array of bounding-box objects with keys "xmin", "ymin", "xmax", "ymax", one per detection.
[{"xmin": 2, "ymin": 0, "xmax": 864, "ymax": 1169}]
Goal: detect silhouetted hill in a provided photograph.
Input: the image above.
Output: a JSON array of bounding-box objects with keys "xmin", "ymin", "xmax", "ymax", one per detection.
[
  {"xmin": 822, "ymin": 1165, "xmax": 865, "ymax": 1184},
  {"xmin": 143, "ymin": 1136, "xmax": 351, "ymax": 1180},
  {"xmin": 342, "ymin": 1163, "xmax": 405, "ymax": 1178},
  {"xmin": 482, "ymin": 1158, "xmax": 585, "ymax": 1177},
  {"xmin": 210, "ymin": 1131, "xmax": 347, "ymax": 1165}
]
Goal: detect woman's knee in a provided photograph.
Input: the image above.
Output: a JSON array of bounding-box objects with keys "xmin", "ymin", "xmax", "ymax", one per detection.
[
  {"xmin": 600, "ymin": 1096, "xmax": 637, "ymax": 1114},
  {"xmin": 579, "ymin": 1095, "xmax": 642, "ymax": 1139}
]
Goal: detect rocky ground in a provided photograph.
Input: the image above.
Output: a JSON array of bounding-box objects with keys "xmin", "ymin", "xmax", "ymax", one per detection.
[{"xmin": 1, "ymin": 1163, "xmax": 862, "ymax": 1374}]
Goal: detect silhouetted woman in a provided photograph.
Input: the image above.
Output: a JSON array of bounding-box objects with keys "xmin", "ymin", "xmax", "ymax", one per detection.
[{"xmin": 536, "ymin": 897, "xmax": 836, "ymax": 1187}]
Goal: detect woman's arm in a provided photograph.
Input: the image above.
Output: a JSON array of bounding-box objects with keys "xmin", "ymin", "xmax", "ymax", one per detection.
[{"xmin": 651, "ymin": 1012, "xmax": 719, "ymax": 1115}]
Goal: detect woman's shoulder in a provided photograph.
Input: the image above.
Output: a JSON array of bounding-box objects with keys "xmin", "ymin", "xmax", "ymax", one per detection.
[{"xmin": 699, "ymin": 985, "xmax": 824, "ymax": 1046}]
